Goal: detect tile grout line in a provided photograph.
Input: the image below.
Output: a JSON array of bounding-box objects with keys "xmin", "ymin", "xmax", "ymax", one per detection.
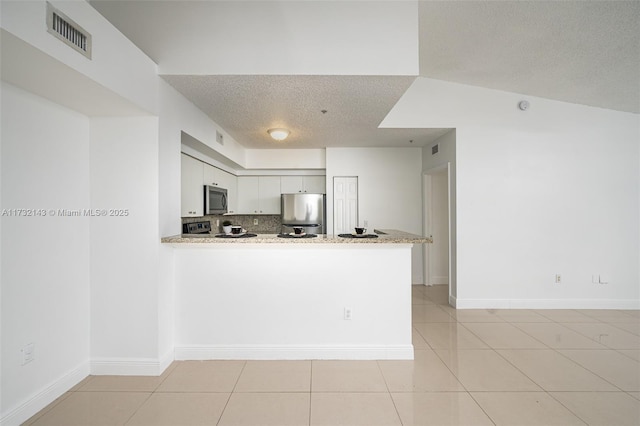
[
  {"xmin": 524, "ymin": 316, "xmax": 638, "ymax": 392},
  {"xmin": 563, "ymin": 321, "xmax": 640, "ymax": 350},
  {"xmin": 375, "ymin": 358, "xmax": 404, "ymax": 425},
  {"xmin": 451, "ymin": 316, "xmax": 587, "ymax": 425},
  {"xmin": 215, "ymin": 360, "xmax": 247, "ymax": 426},
  {"xmin": 608, "ymin": 321, "xmax": 640, "ymax": 337},
  {"xmin": 426, "ymin": 318, "xmax": 501, "ymax": 426},
  {"xmin": 122, "ymin": 391, "xmax": 154, "ymax": 426},
  {"xmin": 309, "ymin": 361, "xmax": 313, "ymax": 426},
  {"xmin": 472, "ymin": 325, "xmax": 626, "ymax": 422},
  {"xmin": 21, "ymin": 389, "xmax": 75, "ymax": 426}
]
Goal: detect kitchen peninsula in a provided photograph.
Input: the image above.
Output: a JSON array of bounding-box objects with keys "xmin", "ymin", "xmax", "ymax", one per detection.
[{"xmin": 162, "ymin": 230, "xmax": 431, "ymax": 360}]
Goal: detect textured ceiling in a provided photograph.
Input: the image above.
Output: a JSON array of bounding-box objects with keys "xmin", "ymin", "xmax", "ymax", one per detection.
[
  {"xmin": 90, "ymin": 0, "xmax": 639, "ymax": 150},
  {"xmin": 419, "ymin": 1, "xmax": 640, "ymax": 114},
  {"xmin": 163, "ymin": 74, "xmax": 450, "ymax": 148}
]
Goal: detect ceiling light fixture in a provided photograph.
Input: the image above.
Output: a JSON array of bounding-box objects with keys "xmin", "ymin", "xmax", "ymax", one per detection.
[{"xmin": 268, "ymin": 128, "xmax": 290, "ymax": 141}]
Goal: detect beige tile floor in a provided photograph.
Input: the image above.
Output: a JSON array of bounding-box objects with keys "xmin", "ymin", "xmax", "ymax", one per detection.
[{"xmin": 24, "ymin": 285, "xmax": 640, "ymax": 425}]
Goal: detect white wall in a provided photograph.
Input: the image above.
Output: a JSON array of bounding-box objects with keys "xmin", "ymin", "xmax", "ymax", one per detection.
[
  {"xmin": 2, "ymin": 2, "xmax": 173, "ymax": 421},
  {"xmin": 94, "ymin": 0, "xmax": 418, "ymax": 76},
  {"xmin": 0, "ymin": 0, "xmax": 158, "ymax": 114},
  {"xmin": 245, "ymin": 149, "xmax": 326, "ymax": 170},
  {"xmin": 326, "ymin": 148, "xmax": 424, "ymax": 284},
  {"xmin": 1, "ymin": 82, "xmax": 91, "ymax": 424},
  {"xmin": 89, "ymin": 117, "xmax": 162, "ymax": 372},
  {"xmin": 385, "ymin": 78, "xmax": 640, "ymax": 308},
  {"xmin": 174, "ymin": 244, "xmax": 412, "ymax": 360}
]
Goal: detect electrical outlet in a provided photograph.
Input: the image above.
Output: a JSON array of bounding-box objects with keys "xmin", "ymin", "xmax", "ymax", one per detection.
[
  {"xmin": 555, "ymin": 274, "xmax": 561, "ymax": 284},
  {"xmin": 216, "ymin": 219, "xmax": 220, "ymax": 227},
  {"xmin": 363, "ymin": 220, "xmax": 368, "ymax": 228},
  {"xmin": 253, "ymin": 219, "xmax": 258, "ymax": 225},
  {"xmin": 344, "ymin": 307, "xmax": 352, "ymax": 320},
  {"xmin": 21, "ymin": 343, "xmax": 35, "ymax": 366}
]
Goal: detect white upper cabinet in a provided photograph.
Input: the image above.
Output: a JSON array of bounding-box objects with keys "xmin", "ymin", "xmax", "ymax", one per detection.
[
  {"xmin": 303, "ymin": 176, "xmax": 326, "ymax": 193},
  {"xmin": 280, "ymin": 176, "xmax": 303, "ymax": 193},
  {"xmin": 237, "ymin": 176, "xmax": 281, "ymax": 214},
  {"xmin": 204, "ymin": 163, "xmax": 237, "ymax": 214},
  {"xmin": 217, "ymin": 171, "xmax": 238, "ymax": 214},
  {"xmin": 259, "ymin": 176, "xmax": 281, "ymax": 213},
  {"xmin": 280, "ymin": 176, "xmax": 326, "ymax": 194},
  {"xmin": 181, "ymin": 153, "xmax": 203, "ymax": 217},
  {"xmin": 183, "ymin": 155, "xmax": 239, "ymax": 216},
  {"xmin": 182, "ymin": 156, "xmax": 325, "ymax": 217},
  {"xmin": 203, "ymin": 163, "xmax": 222, "ymax": 187}
]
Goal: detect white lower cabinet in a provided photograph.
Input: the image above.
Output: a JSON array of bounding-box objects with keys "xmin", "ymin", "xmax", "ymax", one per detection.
[
  {"xmin": 181, "ymin": 153, "xmax": 203, "ymax": 217},
  {"xmin": 237, "ymin": 176, "xmax": 281, "ymax": 214}
]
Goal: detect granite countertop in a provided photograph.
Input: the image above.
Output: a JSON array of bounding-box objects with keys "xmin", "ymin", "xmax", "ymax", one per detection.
[{"xmin": 161, "ymin": 229, "xmax": 432, "ymax": 244}]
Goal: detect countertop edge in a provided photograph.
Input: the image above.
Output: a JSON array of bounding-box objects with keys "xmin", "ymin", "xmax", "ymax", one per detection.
[{"xmin": 161, "ymin": 229, "xmax": 432, "ymax": 245}]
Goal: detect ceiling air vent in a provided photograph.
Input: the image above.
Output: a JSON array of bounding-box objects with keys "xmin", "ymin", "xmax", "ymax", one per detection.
[
  {"xmin": 215, "ymin": 130, "xmax": 224, "ymax": 145},
  {"xmin": 431, "ymin": 144, "xmax": 439, "ymax": 155},
  {"xmin": 46, "ymin": 2, "xmax": 92, "ymax": 59}
]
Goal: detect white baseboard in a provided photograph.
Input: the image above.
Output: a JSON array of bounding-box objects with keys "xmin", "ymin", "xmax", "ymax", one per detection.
[
  {"xmin": 430, "ymin": 276, "xmax": 448, "ymax": 285},
  {"xmin": 1, "ymin": 362, "xmax": 89, "ymax": 426},
  {"xmin": 175, "ymin": 345, "xmax": 414, "ymax": 360},
  {"xmin": 455, "ymin": 298, "xmax": 640, "ymax": 309},
  {"xmin": 90, "ymin": 355, "xmax": 171, "ymax": 376},
  {"xmin": 449, "ymin": 294, "xmax": 457, "ymax": 308},
  {"xmin": 159, "ymin": 350, "xmax": 175, "ymax": 375}
]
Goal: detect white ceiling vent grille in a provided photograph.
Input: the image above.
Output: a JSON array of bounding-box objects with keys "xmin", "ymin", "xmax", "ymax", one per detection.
[{"xmin": 46, "ymin": 2, "xmax": 92, "ymax": 59}]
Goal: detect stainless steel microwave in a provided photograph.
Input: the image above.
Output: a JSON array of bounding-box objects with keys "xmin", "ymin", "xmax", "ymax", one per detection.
[{"xmin": 204, "ymin": 185, "xmax": 228, "ymax": 215}]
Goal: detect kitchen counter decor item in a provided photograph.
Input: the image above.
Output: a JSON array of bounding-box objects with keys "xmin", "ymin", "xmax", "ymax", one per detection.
[
  {"xmin": 222, "ymin": 220, "xmax": 232, "ymax": 234},
  {"xmin": 277, "ymin": 233, "xmax": 318, "ymax": 239},
  {"xmin": 215, "ymin": 233, "xmax": 258, "ymax": 238},
  {"xmin": 338, "ymin": 233, "xmax": 378, "ymax": 239}
]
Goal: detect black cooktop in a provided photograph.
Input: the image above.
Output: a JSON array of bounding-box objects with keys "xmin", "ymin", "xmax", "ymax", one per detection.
[{"xmin": 182, "ymin": 221, "xmax": 211, "ymax": 235}]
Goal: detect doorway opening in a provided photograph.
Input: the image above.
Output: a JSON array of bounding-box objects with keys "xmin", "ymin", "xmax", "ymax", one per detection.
[{"xmin": 423, "ymin": 163, "xmax": 452, "ymax": 304}]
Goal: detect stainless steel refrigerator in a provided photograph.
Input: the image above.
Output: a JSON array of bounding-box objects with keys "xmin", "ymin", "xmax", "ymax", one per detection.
[{"xmin": 281, "ymin": 193, "xmax": 326, "ymax": 235}]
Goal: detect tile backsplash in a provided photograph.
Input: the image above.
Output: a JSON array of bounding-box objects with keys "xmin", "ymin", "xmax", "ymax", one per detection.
[{"xmin": 182, "ymin": 214, "xmax": 281, "ymax": 234}]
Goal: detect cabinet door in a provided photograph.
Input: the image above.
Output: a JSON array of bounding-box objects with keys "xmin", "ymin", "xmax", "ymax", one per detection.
[
  {"xmin": 258, "ymin": 176, "xmax": 281, "ymax": 214},
  {"xmin": 203, "ymin": 163, "xmax": 221, "ymax": 187},
  {"xmin": 237, "ymin": 176, "xmax": 260, "ymax": 214},
  {"xmin": 303, "ymin": 176, "xmax": 326, "ymax": 193},
  {"xmin": 280, "ymin": 176, "xmax": 304, "ymax": 193},
  {"xmin": 181, "ymin": 154, "xmax": 203, "ymax": 217},
  {"xmin": 217, "ymin": 170, "xmax": 238, "ymax": 214}
]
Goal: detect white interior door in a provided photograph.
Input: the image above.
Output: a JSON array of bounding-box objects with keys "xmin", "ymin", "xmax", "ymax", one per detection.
[{"xmin": 333, "ymin": 177, "xmax": 358, "ymax": 234}]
